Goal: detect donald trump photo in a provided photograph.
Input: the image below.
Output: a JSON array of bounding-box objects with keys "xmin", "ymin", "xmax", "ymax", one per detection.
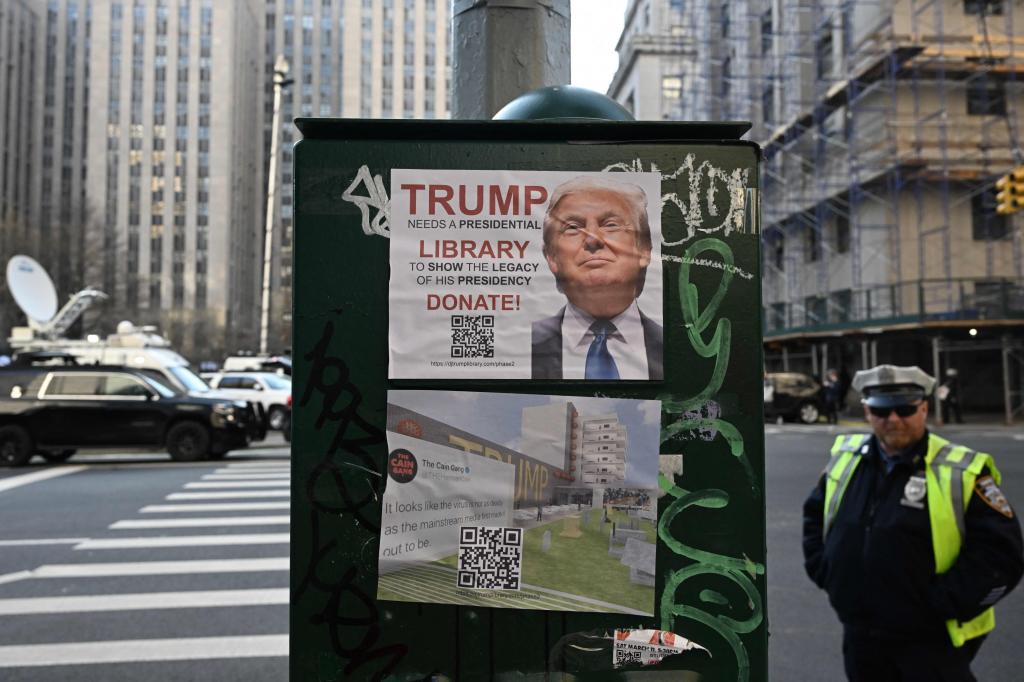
[{"xmin": 531, "ymin": 176, "xmax": 663, "ymax": 380}]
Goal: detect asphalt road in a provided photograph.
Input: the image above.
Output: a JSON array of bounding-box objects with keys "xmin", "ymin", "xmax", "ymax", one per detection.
[
  {"xmin": 767, "ymin": 422, "xmax": 1024, "ymax": 682},
  {"xmin": 0, "ymin": 439, "xmax": 290, "ymax": 681},
  {"xmin": 1, "ymin": 426, "xmax": 1021, "ymax": 680}
]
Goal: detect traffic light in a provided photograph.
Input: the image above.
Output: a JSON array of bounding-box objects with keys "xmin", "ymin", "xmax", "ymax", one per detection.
[{"xmin": 995, "ymin": 166, "xmax": 1024, "ymax": 215}]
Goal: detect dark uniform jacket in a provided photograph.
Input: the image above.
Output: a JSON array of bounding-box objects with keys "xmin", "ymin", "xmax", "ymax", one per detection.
[{"xmin": 803, "ymin": 432, "xmax": 1024, "ymax": 641}]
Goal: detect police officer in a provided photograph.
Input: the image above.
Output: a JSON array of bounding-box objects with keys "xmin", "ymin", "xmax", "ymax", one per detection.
[{"xmin": 803, "ymin": 364, "xmax": 1023, "ymax": 681}]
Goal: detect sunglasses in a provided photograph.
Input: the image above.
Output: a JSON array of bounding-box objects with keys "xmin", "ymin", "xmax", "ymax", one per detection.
[{"xmin": 868, "ymin": 403, "xmax": 921, "ymax": 419}]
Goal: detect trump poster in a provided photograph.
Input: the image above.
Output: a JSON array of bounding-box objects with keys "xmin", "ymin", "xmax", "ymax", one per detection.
[{"xmin": 388, "ymin": 169, "xmax": 663, "ymax": 379}]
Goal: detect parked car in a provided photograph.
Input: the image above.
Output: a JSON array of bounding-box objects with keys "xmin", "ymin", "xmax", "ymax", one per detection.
[
  {"xmin": 206, "ymin": 372, "xmax": 292, "ymax": 430},
  {"xmin": 222, "ymin": 355, "xmax": 292, "ymax": 376},
  {"xmin": 282, "ymin": 394, "xmax": 292, "ymax": 444},
  {"xmin": 763, "ymin": 372, "xmax": 824, "ymax": 424},
  {"xmin": 0, "ymin": 366, "xmax": 258, "ymax": 466},
  {"xmin": 12, "ymin": 349, "xmax": 268, "ymax": 444}
]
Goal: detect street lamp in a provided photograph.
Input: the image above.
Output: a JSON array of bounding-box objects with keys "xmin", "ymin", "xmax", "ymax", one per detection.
[{"xmin": 259, "ymin": 55, "xmax": 294, "ymax": 355}]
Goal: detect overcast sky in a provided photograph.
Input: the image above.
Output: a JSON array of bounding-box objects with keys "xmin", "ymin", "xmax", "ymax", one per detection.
[{"xmin": 570, "ymin": 0, "xmax": 629, "ymax": 94}]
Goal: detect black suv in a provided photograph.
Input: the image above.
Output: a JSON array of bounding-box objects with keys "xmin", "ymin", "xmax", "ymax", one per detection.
[{"xmin": 0, "ymin": 366, "xmax": 256, "ymax": 466}]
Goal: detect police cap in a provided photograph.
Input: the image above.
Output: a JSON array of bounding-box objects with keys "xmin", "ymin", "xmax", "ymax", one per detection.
[{"xmin": 851, "ymin": 364, "xmax": 936, "ymax": 407}]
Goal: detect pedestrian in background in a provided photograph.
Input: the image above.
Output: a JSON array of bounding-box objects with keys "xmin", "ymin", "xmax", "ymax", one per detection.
[
  {"xmin": 823, "ymin": 368, "xmax": 842, "ymax": 425},
  {"xmin": 940, "ymin": 367, "xmax": 965, "ymax": 424},
  {"xmin": 803, "ymin": 364, "xmax": 1023, "ymax": 681}
]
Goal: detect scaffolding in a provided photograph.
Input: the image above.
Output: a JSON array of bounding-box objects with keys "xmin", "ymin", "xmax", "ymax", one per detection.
[{"xmin": 673, "ymin": 0, "xmax": 1024, "ymax": 419}]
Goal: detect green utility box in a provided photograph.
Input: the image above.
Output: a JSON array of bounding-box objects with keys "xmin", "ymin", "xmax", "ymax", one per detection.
[{"xmin": 291, "ymin": 118, "xmax": 764, "ymax": 681}]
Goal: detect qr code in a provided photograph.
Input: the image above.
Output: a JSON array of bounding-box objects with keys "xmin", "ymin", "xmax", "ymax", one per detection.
[
  {"xmin": 614, "ymin": 650, "xmax": 644, "ymax": 667},
  {"xmin": 457, "ymin": 526, "xmax": 522, "ymax": 590},
  {"xmin": 450, "ymin": 315, "xmax": 494, "ymax": 358}
]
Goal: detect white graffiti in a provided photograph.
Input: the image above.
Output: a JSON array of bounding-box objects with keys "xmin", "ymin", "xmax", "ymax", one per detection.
[
  {"xmin": 663, "ymin": 253, "xmax": 755, "ymax": 280},
  {"xmin": 604, "ymin": 155, "xmax": 750, "ymax": 245},
  {"xmin": 341, "ymin": 165, "xmax": 391, "ymax": 238}
]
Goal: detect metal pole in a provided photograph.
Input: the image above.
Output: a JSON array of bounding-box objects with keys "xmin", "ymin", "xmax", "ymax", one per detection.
[
  {"xmin": 932, "ymin": 336, "xmax": 943, "ymax": 426},
  {"xmin": 259, "ymin": 56, "xmax": 293, "ymax": 355},
  {"xmin": 860, "ymin": 339, "xmax": 869, "ymax": 370},
  {"xmin": 1003, "ymin": 335, "xmax": 1013, "ymax": 425},
  {"xmin": 451, "ymin": 0, "xmax": 571, "ymax": 119},
  {"xmin": 782, "ymin": 346, "xmax": 790, "ymax": 372}
]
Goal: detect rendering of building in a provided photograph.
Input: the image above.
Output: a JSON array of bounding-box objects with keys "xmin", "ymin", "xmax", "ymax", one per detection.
[
  {"xmin": 520, "ymin": 401, "xmax": 576, "ymax": 470},
  {"xmin": 520, "ymin": 402, "xmax": 629, "ymax": 487},
  {"xmin": 576, "ymin": 413, "xmax": 627, "ymax": 485},
  {"xmin": 612, "ymin": 0, "xmax": 1024, "ymax": 419}
]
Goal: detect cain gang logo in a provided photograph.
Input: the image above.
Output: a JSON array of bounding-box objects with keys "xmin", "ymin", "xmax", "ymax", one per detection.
[{"xmin": 387, "ymin": 448, "xmax": 418, "ymax": 483}]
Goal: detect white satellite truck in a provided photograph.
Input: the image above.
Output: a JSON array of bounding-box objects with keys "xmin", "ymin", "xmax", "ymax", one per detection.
[{"xmin": 3, "ymin": 255, "xmax": 267, "ymax": 440}]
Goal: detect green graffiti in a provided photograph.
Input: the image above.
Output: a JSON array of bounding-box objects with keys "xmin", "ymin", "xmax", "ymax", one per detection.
[
  {"xmin": 700, "ymin": 590, "xmax": 730, "ymax": 606},
  {"xmin": 660, "ymin": 237, "xmax": 758, "ymax": 496},
  {"xmin": 658, "ymin": 237, "xmax": 764, "ymax": 682}
]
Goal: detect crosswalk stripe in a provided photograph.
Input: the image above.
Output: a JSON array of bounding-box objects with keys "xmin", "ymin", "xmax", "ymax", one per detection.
[
  {"xmin": 212, "ymin": 464, "xmax": 288, "ymax": 471},
  {"xmin": 201, "ymin": 473, "xmax": 290, "ymax": 480},
  {"xmin": 110, "ymin": 516, "xmax": 289, "ymax": 529},
  {"xmin": 0, "ymin": 538, "xmax": 88, "ymax": 547},
  {"xmin": 0, "ymin": 466, "xmax": 89, "ymax": 494},
  {"xmin": 0, "ymin": 634, "xmax": 288, "ymax": 667},
  {"xmin": 141, "ymin": 502, "xmax": 290, "ymax": 513},
  {"xmin": 0, "ymin": 588, "xmax": 289, "ymax": 616},
  {"xmin": 0, "ymin": 558, "xmax": 289, "ymax": 585},
  {"xmin": 167, "ymin": 491, "xmax": 289, "ymax": 500},
  {"xmin": 185, "ymin": 481, "xmax": 289, "ymax": 488},
  {"xmin": 74, "ymin": 533, "xmax": 290, "ymax": 550},
  {"xmin": 224, "ymin": 461, "xmax": 290, "ymax": 468}
]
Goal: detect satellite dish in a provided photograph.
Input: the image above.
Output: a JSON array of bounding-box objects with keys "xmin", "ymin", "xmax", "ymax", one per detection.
[{"xmin": 5, "ymin": 255, "xmax": 58, "ymax": 324}]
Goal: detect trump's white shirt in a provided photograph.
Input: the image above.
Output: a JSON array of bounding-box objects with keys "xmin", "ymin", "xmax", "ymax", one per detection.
[{"xmin": 560, "ymin": 301, "xmax": 650, "ymax": 380}]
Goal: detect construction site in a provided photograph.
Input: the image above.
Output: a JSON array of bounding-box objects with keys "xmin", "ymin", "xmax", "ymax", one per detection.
[{"xmin": 624, "ymin": 0, "xmax": 1024, "ymax": 421}]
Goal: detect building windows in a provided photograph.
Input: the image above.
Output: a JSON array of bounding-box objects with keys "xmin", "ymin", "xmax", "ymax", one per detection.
[
  {"xmin": 831, "ymin": 289, "xmax": 852, "ymax": 323},
  {"xmin": 835, "ymin": 214, "xmax": 850, "ymax": 253},
  {"xmin": 762, "ymin": 82, "xmax": 774, "ymax": 125},
  {"xmin": 805, "ymin": 225, "xmax": 820, "ymax": 262},
  {"xmin": 771, "ymin": 231, "xmax": 784, "ymax": 270},
  {"xmin": 966, "ymin": 72, "xmax": 1006, "ymax": 116},
  {"xmin": 761, "ymin": 9, "xmax": 772, "ymax": 55},
  {"xmin": 768, "ymin": 302, "xmax": 786, "ymax": 331},
  {"xmin": 804, "ymin": 296, "xmax": 826, "ymax": 326},
  {"xmin": 662, "ymin": 75, "xmax": 683, "ymax": 102},
  {"xmin": 964, "ymin": 0, "xmax": 1003, "ymax": 15},
  {"xmin": 971, "ymin": 189, "xmax": 1009, "ymax": 240},
  {"xmin": 816, "ymin": 23, "xmax": 833, "ymax": 80}
]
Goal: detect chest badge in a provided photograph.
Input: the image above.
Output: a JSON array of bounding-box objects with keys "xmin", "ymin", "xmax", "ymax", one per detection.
[{"xmin": 901, "ymin": 475, "xmax": 927, "ymax": 509}]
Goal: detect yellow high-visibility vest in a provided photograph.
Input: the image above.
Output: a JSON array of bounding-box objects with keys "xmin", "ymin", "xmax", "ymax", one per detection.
[{"xmin": 824, "ymin": 433, "xmax": 1002, "ymax": 647}]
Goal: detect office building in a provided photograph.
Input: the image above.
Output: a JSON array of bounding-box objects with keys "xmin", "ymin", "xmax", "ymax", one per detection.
[
  {"xmin": 76, "ymin": 0, "xmax": 264, "ymax": 358},
  {"xmin": 0, "ymin": 0, "xmax": 44, "ymax": 339},
  {"xmin": 611, "ymin": 0, "xmax": 1024, "ymax": 418},
  {"xmin": 608, "ymin": 0, "xmax": 693, "ymax": 121},
  {"xmin": 0, "ymin": 0, "xmax": 449, "ymax": 358},
  {"xmin": 261, "ymin": 0, "xmax": 451, "ymax": 350}
]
